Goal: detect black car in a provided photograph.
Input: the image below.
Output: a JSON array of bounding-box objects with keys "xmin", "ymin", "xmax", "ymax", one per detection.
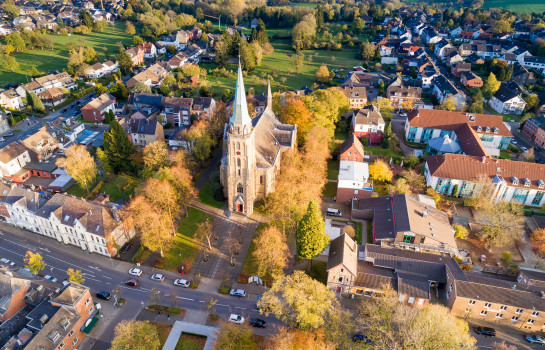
[
  {"xmin": 249, "ymin": 318, "xmax": 267, "ymax": 328},
  {"xmin": 125, "ymin": 278, "xmax": 140, "ymax": 287},
  {"xmin": 474, "ymin": 327, "xmax": 496, "ymax": 337},
  {"xmin": 61, "ymin": 108, "xmax": 67, "ymax": 113},
  {"xmin": 352, "ymin": 333, "xmax": 372, "ymax": 343},
  {"xmin": 96, "ymin": 291, "xmax": 111, "ymax": 300},
  {"xmin": 119, "ymin": 243, "xmax": 133, "ymax": 254}
]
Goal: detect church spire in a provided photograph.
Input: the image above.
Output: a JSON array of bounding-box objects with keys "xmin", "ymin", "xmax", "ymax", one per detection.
[
  {"xmin": 229, "ymin": 61, "xmax": 251, "ymax": 126},
  {"xmin": 266, "ymin": 79, "xmax": 272, "ymax": 110}
]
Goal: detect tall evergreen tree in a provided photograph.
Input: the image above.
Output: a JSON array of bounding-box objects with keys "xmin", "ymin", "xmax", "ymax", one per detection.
[
  {"xmin": 30, "ymin": 93, "xmax": 44, "ymax": 111},
  {"xmin": 103, "ymin": 120, "xmax": 135, "ymax": 173},
  {"xmin": 296, "ymin": 200, "xmax": 330, "ymax": 264}
]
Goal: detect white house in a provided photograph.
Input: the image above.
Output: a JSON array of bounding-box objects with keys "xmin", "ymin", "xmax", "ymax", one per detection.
[
  {"xmin": 0, "ymin": 90, "xmax": 24, "ymax": 110},
  {"xmin": 432, "ymin": 75, "xmax": 466, "ymax": 110},
  {"xmin": 489, "ymin": 84, "xmax": 526, "ymax": 116},
  {"xmin": 380, "ymin": 45, "xmax": 393, "ymax": 57},
  {"xmin": 425, "ymin": 154, "xmax": 545, "ymax": 207},
  {"xmin": 434, "ymin": 39, "xmax": 453, "ymax": 58},
  {"xmin": 0, "ymin": 143, "xmax": 31, "ymax": 178},
  {"xmin": 520, "ymin": 56, "xmax": 545, "ymax": 74}
]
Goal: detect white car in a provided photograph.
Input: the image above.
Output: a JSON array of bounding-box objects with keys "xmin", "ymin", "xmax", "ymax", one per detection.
[
  {"xmin": 0, "ymin": 258, "xmax": 15, "ymax": 266},
  {"xmin": 151, "ymin": 273, "xmax": 165, "ymax": 282},
  {"xmin": 174, "ymin": 279, "xmax": 190, "ymax": 287},
  {"xmin": 522, "ymin": 146, "xmax": 528, "ymax": 152},
  {"xmin": 229, "ymin": 289, "xmax": 246, "ymax": 297},
  {"xmin": 229, "ymin": 314, "xmax": 245, "ymax": 324},
  {"xmin": 129, "ymin": 268, "xmax": 142, "ymax": 276},
  {"xmin": 399, "ymin": 112, "xmax": 407, "ymax": 117},
  {"xmin": 44, "ymin": 275, "xmax": 57, "ymax": 282}
]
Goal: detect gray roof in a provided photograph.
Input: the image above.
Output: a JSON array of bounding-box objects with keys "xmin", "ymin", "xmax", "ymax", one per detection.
[
  {"xmin": 493, "ymin": 83, "xmax": 519, "ymax": 103},
  {"xmin": 427, "ymin": 135, "xmax": 461, "ymax": 153},
  {"xmin": 397, "ymin": 271, "xmax": 430, "ymax": 299},
  {"xmin": 433, "ymin": 75, "xmax": 458, "ymax": 96},
  {"xmin": 129, "ymin": 118, "xmax": 160, "ymax": 136},
  {"xmin": 327, "ymin": 234, "xmax": 358, "ymax": 276}
]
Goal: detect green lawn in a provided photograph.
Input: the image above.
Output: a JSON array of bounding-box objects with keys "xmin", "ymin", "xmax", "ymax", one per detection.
[
  {"xmin": 197, "ymin": 172, "xmax": 225, "ymax": 209},
  {"xmin": 203, "ymin": 39, "xmax": 361, "ymax": 96},
  {"xmin": 302, "ymin": 261, "xmax": 327, "ymax": 284},
  {"xmin": 66, "ymin": 174, "xmax": 139, "ymax": 202},
  {"xmin": 366, "ymin": 220, "xmax": 373, "ymax": 243},
  {"xmin": 481, "ymin": 0, "xmax": 545, "ymax": 13},
  {"xmin": 327, "ymin": 159, "xmax": 339, "ymax": 180},
  {"xmin": 322, "ymin": 181, "xmax": 337, "ymax": 197},
  {"xmin": 175, "ymin": 333, "xmax": 206, "ymax": 350},
  {"xmin": 366, "ymin": 146, "xmax": 403, "ymax": 158},
  {"xmin": 152, "ymin": 322, "xmax": 173, "ymax": 349},
  {"xmin": 161, "ymin": 207, "xmax": 213, "ymax": 272},
  {"xmin": 0, "ymin": 23, "xmax": 133, "ymax": 85}
]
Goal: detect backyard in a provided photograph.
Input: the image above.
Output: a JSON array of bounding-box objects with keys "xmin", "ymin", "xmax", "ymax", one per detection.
[
  {"xmin": 66, "ymin": 173, "xmax": 140, "ymax": 202},
  {"xmin": 0, "ymin": 23, "xmax": 133, "ymax": 86}
]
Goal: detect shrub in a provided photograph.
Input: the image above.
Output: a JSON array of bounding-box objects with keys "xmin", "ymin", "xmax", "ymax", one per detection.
[
  {"xmin": 166, "ymin": 306, "xmax": 181, "ymax": 314},
  {"xmin": 501, "ymin": 251, "xmax": 512, "ymax": 265},
  {"xmin": 460, "ymin": 264, "xmax": 472, "ymax": 271},
  {"xmin": 453, "ymin": 224, "xmax": 469, "ymax": 239},
  {"xmin": 452, "ymin": 184, "xmax": 459, "ymax": 197},
  {"xmin": 131, "ymin": 246, "xmax": 144, "ymax": 263},
  {"xmin": 218, "ymin": 286, "xmax": 230, "ymax": 294},
  {"xmin": 152, "ymin": 259, "xmax": 164, "ymax": 269},
  {"xmin": 209, "ymin": 314, "xmax": 219, "ymax": 321}
]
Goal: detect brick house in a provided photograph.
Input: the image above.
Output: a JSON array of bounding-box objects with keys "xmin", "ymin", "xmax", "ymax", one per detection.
[
  {"xmin": 138, "ymin": 42, "xmax": 157, "ymax": 59},
  {"xmin": 336, "ymin": 135, "xmax": 373, "ymax": 204},
  {"xmin": 460, "ymin": 71, "xmax": 483, "ymax": 88},
  {"xmin": 339, "ymin": 134, "xmax": 365, "ymax": 162},
  {"xmin": 521, "ymin": 116, "xmax": 545, "ymax": 149},
  {"xmin": 339, "ymin": 85, "xmax": 367, "ymax": 110},
  {"xmin": 0, "ymin": 274, "xmax": 30, "ymax": 323},
  {"xmin": 125, "ymin": 47, "xmax": 144, "ymax": 66},
  {"xmin": 81, "ymin": 93, "xmax": 116, "ymax": 122}
]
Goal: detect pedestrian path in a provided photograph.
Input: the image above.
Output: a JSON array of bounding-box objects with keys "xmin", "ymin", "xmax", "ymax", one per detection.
[{"xmin": 162, "ymin": 321, "xmax": 218, "ymax": 350}]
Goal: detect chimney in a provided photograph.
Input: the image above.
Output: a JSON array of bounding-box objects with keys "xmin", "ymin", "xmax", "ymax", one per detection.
[
  {"xmin": 422, "ymin": 211, "xmax": 428, "ymax": 217},
  {"xmin": 481, "ymin": 156, "xmax": 486, "ymax": 163}
]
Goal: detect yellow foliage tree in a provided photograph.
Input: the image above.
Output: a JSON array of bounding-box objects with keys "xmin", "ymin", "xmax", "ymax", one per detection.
[{"xmin": 369, "ymin": 159, "xmax": 393, "ymax": 183}]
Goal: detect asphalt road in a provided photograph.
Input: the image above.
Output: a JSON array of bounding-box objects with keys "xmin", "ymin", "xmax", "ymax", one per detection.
[{"xmin": 0, "ymin": 224, "xmax": 281, "ymax": 349}]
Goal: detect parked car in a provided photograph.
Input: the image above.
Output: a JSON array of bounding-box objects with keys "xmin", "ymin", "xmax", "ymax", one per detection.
[
  {"xmin": 0, "ymin": 138, "xmax": 5, "ymax": 142},
  {"xmin": 229, "ymin": 289, "xmax": 246, "ymax": 297},
  {"xmin": 5, "ymin": 133, "xmax": 13, "ymax": 137},
  {"xmin": 256, "ymin": 301, "xmax": 270, "ymax": 311},
  {"xmin": 326, "ymin": 208, "xmax": 342, "ymax": 217},
  {"xmin": 511, "ymin": 140, "xmax": 518, "ymax": 145},
  {"xmin": 352, "ymin": 334, "xmax": 372, "ymax": 344},
  {"xmin": 61, "ymin": 108, "xmax": 67, "ymax": 113},
  {"xmin": 44, "ymin": 275, "xmax": 57, "ymax": 282},
  {"xmin": 174, "ymin": 279, "xmax": 190, "ymax": 287},
  {"xmin": 119, "ymin": 243, "xmax": 133, "ymax": 254},
  {"xmin": 228, "ymin": 314, "xmax": 245, "ymax": 324},
  {"xmin": 522, "ymin": 146, "xmax": 528, "ymax": 152},
  {"xmin": 151, "ymin": 273, "xmax": 165, "ymax": 282},
  {"xmin": 96, "ymin": 291, "xmax": 111, "ymax": 300},
  {"xmin": 399, "ymin": 112, "xmax": 407, "ymax": 117},
  {"xmin": 474, "ymin": 327, "xmax": 496, "ymax": 337},
  {"xmin": 526, "ymin": 335, "xmax": 545, "ymax": 344},
  {"xmin": 125, "ymin": 278, "xmax": 140, "ymax": 287},
  {"xmin": 129, "ymin": 268, "xmax": 143, "ymax": 276},
  {"xmin": 0, "ymin": 258, "xmax": 15, "ymax": 266},
  {"xmin": 249, "ymin": 318, "xmax": 267, "ymax": 328}
]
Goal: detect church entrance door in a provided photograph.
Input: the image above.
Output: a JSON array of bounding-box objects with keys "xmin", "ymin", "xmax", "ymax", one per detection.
[{"xmin": 237, "ymin": 204, "xmax": 243, "ymax": 212}]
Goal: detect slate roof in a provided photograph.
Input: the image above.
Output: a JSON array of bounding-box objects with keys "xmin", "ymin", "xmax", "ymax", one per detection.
[
  {"xmin": 129, "ymin": 93, "xmax": 164, "ymax": 108},
  {"xmin": 326, "ymin": 234, "xmax": 358, "ymax": 277},
  {"xmin": 433, "ymin": 75, "xmax": 458, "ymax": 96},
  {"xmin": 129, "ymin": 118, "xmax": 160, "ymax": 136},
  {"xmin": 352, "ymin": 105, "xmax": 385, "ymax": 127},
  {"xmin": 397, "ymin": 271, "xmax": 430, "ymax": 299},
  {"xmin": 493, "ymin": 83, "xmax": 520, "ymax": 103},
  {"xmin": 84, "ymin": 93, "xmax": 115, "ymax": 112},
  {"xmin": 4, "ymin": 186, "xmax": 48, "ymax": 212}
]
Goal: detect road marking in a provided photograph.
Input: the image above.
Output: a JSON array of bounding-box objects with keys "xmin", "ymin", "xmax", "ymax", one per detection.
[
  {"xmin": 175, "ymin": 297, "xmax": 194, "ymax": 301},
  {"xmin": 45, "ymin": 255, "xmax": 95, "ymax": 274},
  {"xmin": 103, "ymin": 276, "xmax": 112, "ymax": 280},
  {"xmin": 83, "ymin": 273, "xmax": 96, "ymax": 278},
  {"xmin": 216, "ymin": 303, "xmax": 229, "ymax": 307},
  {"xmin": 163, "ymin": 294, "xmax": 170, "ymax": 297},
  {"xmin": 83, "ymin": 276, "xmax": 102, "ymax": 283},
  {"xmin": 198, "ymin": 300, "xmax": 205, "ymax": 303},
  {"xmin": 0, "ymin": 245, "xmax": 25, "ymax": 258},
  {"xmin": 141, "ymin": 287, "xmax": 151, "ymax": 292},
  {"xmin": 234, "ymin": 306, "xmax": 247, "ymax": 310},
  {"xmin": 118, "ymin": 286, "xmax": 149, "ymax": 293}
]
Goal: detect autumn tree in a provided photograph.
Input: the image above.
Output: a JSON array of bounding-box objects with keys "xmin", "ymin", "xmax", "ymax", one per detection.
[
  {"xmin": 493, "ymin": 341, "xmax": 517, "ymax": 350},
  {"xmin": 195, "ymin": 219, "xmax": 214, "ymax": 251},
  {"xmin": 156, "ymin": 165, "xmax": 195, "ymax": 216},
  {"xmin": 267, "ymin": 328, "xmax": 336, "ymax": 350},
  {"xmin": 453, "ymin": 224, "xmax": 469, "ymax": 239},
  {"xmin": 116, "ymin": 51, "xmax": 133, "ymax": 73},
  {"xmin": 103, "ymin": 120, "xmax": 135, "ymax": 174},
  {"xmin": 213, "ymin": 321, "xmax": 256, "ymax": 350},
  {"xmin": 125, "ymin": 21, "xmax": 136, "ymax": 35},
  {"xmin": 110, "ymin": 320, "xmax": 161, "ymax": 350},
  {"xmin": 303, "ymin": 88, "xmax": 349, "ymax": 137},
  {"xmin": 343, "ymin": 225, "xmax": 355, "ymax": 239},
  {"xmin": 2, "ymin": 55, "xmax": 19, "ymax": 72},
  {"xmin": 483, "ymin": 72, "xmax": 501, "ymax": 100},
  {"xmin": 440, "ymin": 94, "xmax": 457, "ymax": 111},
  {"xmin": 279, "ymin": 97, "xmax": 314, "ymax": 144},
  {"xmin": 224, "ymin": 0, "xmax": 246, "ymax": 24},
  {"xmin": 531, "ymin": 228, "xmax": 545, "ymax": 257},
  {"xmin": 259, "ymin": 271, "xmax": 339, "ymax": 329},
  {"xmin": 56, "ymin": 145, "xmax": 97, "ymax": 194},
  {"xmin": 315, "ymin": 64, "xmax": 330, "ymax": 83},
  {"xmin": 296, "ymin": 200, "xmax": 330, "ymax": 264},
  {"xmin": 252, "ymin": 226, "xmax": 291, "ymax": 278},
  {"xmin": 359, "ymin": 41, "xmax": 376, "ymax": 60},
  {"xmin": 24, "ymin": 251, "xmax": 46, "ymax": 274},
  {"xmin": 372, "ymin": 97, "xmax": 394, "ymax": 120},
  {"xmin": 140, "ymin": 178, "xmax": 180, "ymax": 234},
  {"xmin": 369, "ymin": 159, "xmax": 393, "ymax": 183},
  {"xmin": 141, "ymin": 141, "xmax": 169, "ymax": 177},
  {"xmin": 127, "ymin": 196, "xmax": 173, "ymax": 257},
  {"xmin": 67, "ymin": 268, "xmax": 85, "ymax": 284},
  {"xmin": 399, "ymin": 169, "xmax": 425, "ymax": 192},
  {"xmin": 292, "ymin": 50, "xmax": 305, "ymax": 74}
]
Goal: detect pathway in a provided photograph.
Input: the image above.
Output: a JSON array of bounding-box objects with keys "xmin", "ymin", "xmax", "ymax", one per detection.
[{"xmin": 162, "ymin": 321, "xmax": 218, "ymax": 350}]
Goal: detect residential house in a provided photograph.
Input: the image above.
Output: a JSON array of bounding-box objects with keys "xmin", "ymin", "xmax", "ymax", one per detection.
[
  {"xmin": 445, "ymin": 50, "xmax": 464, "ymax": 66},
  {"xmin": 451, "ymin": 62, "xmax": 471, "ymax": 77},
  {"xmin": 84, "ymin": 60, "xmax": 118, "ymax": 78},
  {"xmin": 0, "ymin": 274, "xmax": 30, "ymax": 323},
  {"xmin": 432, "ymin": 75, "xmax": 466, "ymax": 110},
  {"xmin": 350, "ymin": 105, "xmax": 385, "ymax": 144},
  {"xmin": 37, "ymin": 87, "xmax": 65, "ymax": 107},
  {"xmin": 520, "ymin": 56, "xmax": 545, "ymax": 73},
  {"xmin": 421, "ymin": 26, "xmax": 442, "ymax": 44},
  {"xmin": 0, "ymin": 143, "xmax": 31, "ymax": 179},
  {"xmin": 0, "ymin": 89, "xmax": 24, "ymax": 110},
  {"xmin": 512, "ymin": 62, "xmax": 535, "ymax": 85},
  {"xmin": 339, "ymin": 86, "xmax": 367, "ymax": 109},
  {"xmin": 425, "ymin": 154, "xmax": 545, "ymax": 207},
  {"xmin": 128, "ymin": 118, "xmax": 164, "ymax": 147},
  {"xmin": 460, "ymin": 71, "xmax": 483, "ymax": 88},
  {"xmin": 16, "ymin": 72, "xmax": 76, "ymax": 97},
  {"xmin": 81, "ymin": 93, "xmax": 116, "ymax": 123},
  {"xmin": 138, "ymin": 42, "xmax": 157, "ymax": 59},
  {"xmin": 386, "ymin": 76, "xmax": 422, "ymax": 108},
  {"xmin": 434, "ymin": 39, "xmax": 453, "ymax": 58},
  {"xmin": 161, "ymin": 97, "xmax": 193, "ymax": 127},
  {"xmin": 404, "ymin": 109, "xmax": 512, "ymax": 155},
  {"xmin": 459, "ymin": 43, "xmax": 501, "ymax": 59},
  {"xmin": 489, "ymin": 83, "xmax": 526, "ymax": 115},
  {"xmin": 167, "ymin": 51, "xmax": 190, "ymax": 70},
  {"xmin": 191, "ymin": 97, "xmax": 216, "ymax": 119},
  {"xmin": 124, "ymin": 47, "xmax": 144, "ymax": 66},
  {"xmin": 126, "ymin": 93, "xmax": 164, "ymax": 112},
  {"xmin": 521, "ymin": 116, "xmax": 545, "ymax": 149},
  {"xmin": 20, "ymin": 127, "xmax": 59, "ymax": 161},
  {"xmin": 336, "ymin": 135, "xmax": 373, "ymax": 204},
  {"xmin": 158, "ymin": 34, "xmax": 179, "ymax": 50}
]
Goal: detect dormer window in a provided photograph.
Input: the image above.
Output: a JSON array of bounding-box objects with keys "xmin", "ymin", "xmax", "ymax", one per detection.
[
  {"xmin": 512, "ymin": 177, "xmax": 519, "ymax": 185},
  {"xmin": 468, "ymin": 114, "xmax": 475, "ymax": 121},
  {"xmin": 493, "ymin": 127, "xmax": 499, "ymax": 134},
  {"xmin": 485, "ymin": 126, "xmax": 490, "ymax": 133},
  {"xmin": 476, "ymin": 125, "xmax": 482, "ymax": 132},
  {"xmin": 524, "ymin": 178, "xmax": 531, "ymax": 187},
  {"xmin": 539, "ymin": 180, "xmax": 545, "ymax": 189}
]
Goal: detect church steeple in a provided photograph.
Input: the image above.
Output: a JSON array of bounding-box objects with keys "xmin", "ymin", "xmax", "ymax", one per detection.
[
  {"xmin": 266, "ymin": 79, "xmax": 272, "ymax": 110},
  {"xmin": 229, "ymin": 62, "xmax": 252, "ymax": 126}
]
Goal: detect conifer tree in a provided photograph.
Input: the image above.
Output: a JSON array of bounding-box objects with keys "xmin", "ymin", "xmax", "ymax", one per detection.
[
  {"xmin": 296, "ymin": 200, "xmax": 330, "ymax": 266},
  {"xmin": 103, "ymin": 120, "xmax": 135, "ymax": 173}
]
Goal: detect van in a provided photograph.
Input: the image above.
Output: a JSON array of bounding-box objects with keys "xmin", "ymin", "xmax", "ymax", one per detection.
[{"xmin": 326, "ymin": 208, "xmax": 342, "ymax": 217}]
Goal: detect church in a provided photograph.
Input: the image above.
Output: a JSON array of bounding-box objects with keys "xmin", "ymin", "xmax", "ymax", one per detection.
[{"xmin": 220, "ymin": 64, "xmax": 297, "ymax": 215}]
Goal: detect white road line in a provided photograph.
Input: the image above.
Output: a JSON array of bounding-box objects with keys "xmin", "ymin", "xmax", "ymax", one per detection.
[
  {"xmin": 198, "ymin": 300, "xmax": 205, "ymax": 303},
  {"xmin": 216, "ymin": 303, "xmax": 229, "ymax": 307},
  {"xmin": 83, "ymin": 276, "xmax": 102, "ymax": 283},
  {"xmin": 175, "ymin": 297, "xmax": 194, "ymax": 301},
  {"xmin": 118, "ymin": 286, "xmax": 149, "ymax": 293},
  {"xmin": 141, "ymin": 287, "xmax": 151, "ymax": 291},
  {"xmin": 103, "ymin": 276, "xmax": 112, "ymax": 280},
  {"xmin": 234, "ymin": 307, "xmax": 247, "ymax": 310},
  {"xmin": 0, "ymin": 245, "xmax": 25, "ymax": 257},
  {"xmin": 45, "ymin": 255, "xmax": 95, "ymax": 274},
  {"xmin": 83, "ymin": 273, "xmax": 96, "ymax": 278}
]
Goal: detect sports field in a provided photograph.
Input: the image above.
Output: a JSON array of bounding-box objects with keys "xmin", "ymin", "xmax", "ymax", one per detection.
[{"xmin": 0, "ymin": 23, "xmax": 133, "ymax": 86}]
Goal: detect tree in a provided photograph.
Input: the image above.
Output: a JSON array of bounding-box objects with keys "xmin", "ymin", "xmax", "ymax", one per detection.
[
  {"xmin": 259, "ymin": 271, "xmax": 339, "ymax": 329},
  {"xmin": 56, "ymin": 144, "xmax": 97, "ymax": 194},
  {"xmin": 252, "ymin": 226, "xmax": 291, "ymax": 278},
  {"xmin": 3, "ymin": 1, "xmax": 20, "ymax": 20},
  {"xmin": 224, "ymin": 0, "xmax": 246, "ymax": 23},
  {"xmin": 29, "ymin": 92, "xmax": 44, "ymax": 112},
  {"xmin": 440, "ymin": 94, "xmax": 457, "ymax": 111},
  {"xmin": 291, "ymin": 50, "xmax": 305, "ymax": 74},
  {"xmin": 2, "ymin": 55, "xmax": 19, "ymax": 72},
  {"xmin": 195, "ymin": 220, "xmax": 214, "ymax": 251},
  {"xmin": 531, "ymin": 228, "xmax": 545, "ymax": 256},
  {"xmin": 467, "ymin": 89, "xmax": 484, "ymax": 113},
  {"xmin": 352, "ymin": 17, "xmax": 365, "ymax": 33},
  {"xmin": 125, "ymin": 21, "xmax": 136, "ymax": 35},
  {"xmin": 240, "ymin": 42, "xmax": 257, "ymax": 73},
  {"xmin": 296, "ymin": 201, "xmax": 330, "ymax": 263},
  {"xmin": 359, "ymin": 284, "xmax": 476, "ymax": 349},
  {"xmin": 267, "ymin": 328, "xmax": 336, "ymax": 350},
  {"xmin": 166, "ymin": 44, "xmax": 177, "ymax": 55},
  {"xmin": 67, "ymin": 268, "xmax": 85, "ymax": 283},
  {"xmin": 116, "ymin": 51, "xmax": 133, "ymax": 72},
  {"xmin": 279, "ymin": 97, "xmax": 313, "ymax": 145},
  {"xmin": 5, "ymin": 32, "xmax": 25, "ymax": 52},
  {"xmin": 142, "ymin": 141, "xmax": 169, "ymax": 177},
  {"xmin": 110, "ymin": 320, "xmax": 161, "ymax": 350},
  {"xmin": 343, "ymin": 225, "xmax": 355, "ymax": 239},
  {"xmin": 372, "ymin": 97, "xmax": 393, "ymax": 119},
  {"xmin": 103, "ymin": 120, "xmax": 135, "ymax": 173},
  {"xmin": 292, "ymin": 13, "xmax": 317, "ymax": 49},
  {"xmin": 315, "ymin": 64, "xmax": 330, "ymax": 83},
  {"xmin": 132, "ymin": 36, "xmax": 144, "ymax": 46},
  {"xmin": 140, "ymin": 178, "xmax": 179, "ymax": 235},
  {"xmin": 524, "ymin": 94, "xmax": 540, "ymax": 112},
  {"xmin": 359, "ymin": 41, "xmax": 376, "ymax": 60},
  {"xmin": 369, "ymin": 159, "xmax": 393, "ymax": 183},
  {"xmin": 483, "ymin": 72, "xmax": 501, "ymax": 100},
  {"xmin": 24, "ymin": 251, "xmax": 46, "ymax": 274},
  {"xmin": 31, "ymin": 66, "xmax": 40, "ymax": 77},
  {"xmin": 131, "ymin": 82, "xmax": 151, "ymax": 93},
  {"xmin": 156, "ymin": 165, "xmax": 196, "ymax": 217},
  {"xmin": 453, "ymin": 224, "xmax": 469, "ymax": 239},
  {"xmin": 523, "ymin": 147, "xmax": 535, "ymax": 162},
  {"xmin": 492, "ymin": 341, "xmax": 518, "ymax": 350},
  {"xmin": 213, "ymin": 322, "xmax": 256, "ymax": 350}
]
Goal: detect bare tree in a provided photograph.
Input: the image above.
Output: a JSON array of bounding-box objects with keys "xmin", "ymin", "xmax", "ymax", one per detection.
[
  {"xmin": 196, "ymin": 219, "xmax": 214, "ymax": 251},
  {"xmin": 225, "ymin": 232, "xmax": 238, "ymax": 266}
]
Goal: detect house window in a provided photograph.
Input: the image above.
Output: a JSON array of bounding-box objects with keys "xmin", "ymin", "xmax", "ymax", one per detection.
[
  {"xmin": 338, "ymin": 276, "xmax": 343, "ymax": 283},
  {"xmin": 237, "ymin": 158, "xmax": 241, "ymax": 167},
  {"xmin": 408, "ymin": 297, "xmax": 415, "ymax": 304},
  {"xmin": 68, "ymin": 330, "xmax": 74, "ymax": 337},
  {"xmin": 58, "ymin": 343, "xmax": 65, "ymax": 350},
  {"xmin": 85, "ymin": 298, "xmax": 91, "ymax": 306},
  {"xmin": 355, "ymin": 288, "xmax": 364, "ymax": 295},
  {"xmin": 417, "ymin": 299, "xmax": 425, "ymax": 305},
  {"xmin": 402, "ymin": 233, "xmax": 415, "ymax": 244},
  {"xmin": 484, "ymin": 303, "xmax": 492, "ymax": 308},
  {"xmin": 516, "ymin": 309, "xmax": 524, "ymax": 314},
  {"xmin": 364, "ymin": 291, "xmax": 373, "ymax": 297},
  {"xmin": 237, "ymin": 184, "xmax": 243, "ymax": 194},
  {"xmin": 500, "ymin": 306, "xmax": 507, "ymax": 311},
  {"xmin": 532, "ymin": 311, "xmax": 540, "ymax": 317},
  {"xmin": 260, "ymin": 176, "xmax": 263, "ymax": 185},
  {"xmin": 399, "ymin": 295, "xmax": 406, "ymax": 302},
  {"xmin": 468, "ymin": 300, "xmax": 476, "ymax": 305},
  {"xmin": 528, "ymin": 319, "xmax": 536, "ymax": 324},
  {"xmin": 495, "ymin": 313, "xmax": 503, "ymax": 319},
  {"xmin": 511, "ymin": 316, "xmax": 519, "ymax": 321},
  {"xmin": 72, "ymin": 338, "xmax": 78, "ymax": 346},
  {"xmin": 480, "ymin": 310, "xmax": 488, "ymax": 316},
  {"xmin": 465, "ymin": 308, "xmax": 471, "ymax": 313}
]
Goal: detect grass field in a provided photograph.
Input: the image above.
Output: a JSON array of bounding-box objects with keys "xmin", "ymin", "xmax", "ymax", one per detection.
[
  {"xmin": 0, "ymin": 23, "xmax": 132, "ymax": 85},
  {"xmin": 481, "ymin": 0, "xmax": 545, "ymax": 13},
  {"xmin": 203, "ymin": 38, "xmax": 361, "ymax": 96}
]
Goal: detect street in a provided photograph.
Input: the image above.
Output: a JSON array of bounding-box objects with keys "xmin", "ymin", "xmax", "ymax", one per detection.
[{"xmin": 0, "ymin": 223, "xmax": 281, "ymax": 349}]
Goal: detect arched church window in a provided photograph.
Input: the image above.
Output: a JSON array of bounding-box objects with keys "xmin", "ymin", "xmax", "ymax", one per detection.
[
  {"xmin": 237, "ymin": 158, "xmax": 241, "ymax": 167},
  {"xmin": 237, "ymin": 184, "xmax": 243, "ymax": 193},
  {"xmin": 260, "ymin": 175, "xmax": 263, "ymax": 184},
  {"xmin": 237, "ymin": 142, "xmax": 240, "ymax": 150}
]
